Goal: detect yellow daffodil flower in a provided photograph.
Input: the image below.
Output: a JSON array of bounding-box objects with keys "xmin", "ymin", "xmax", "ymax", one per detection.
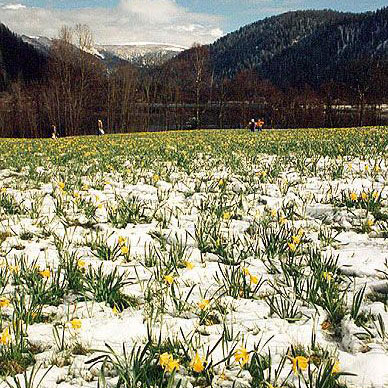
[
  {"xmin": 0, "ymin": 327, "xmax": 10, "ymax": 345},
  {"xmin": 291, "ymin": 356, "xmax": 308, "ymax": 374},
  {"xmin": 8, "ymin": 265, "xmax": 19, "ymax": 273},
  {"xmin": 184, "ymin": 261, "xmax": 195, "ymax": 270},
  {"xmin": 198, "ymin": 299, "xmax": 210, "ymax": 310},
  {"xmin": 0, "ymin": 297, "xmax": 10, "ymax": 308},
  {"xmin": 332, "ymin": 360, "xmax": 340, "ymax": 374},
  {"xmin": 242, "ymin": 267, "xmax": 251, "ymax": 276},
  {"xmin": 164, "ymin": 275, "xmax": 174, "ymax": 285},
  {"xmin": 121, "ymin": 245, "xmax": 129, "ymax": 255},
  {"xmin": 77, "ymin": 259, "xmax": 86, "ymax": 269},
  {"xmin": 349, "ymin": 192, "xmax": 358, "ymax": 201},
  {"xmin": 159, "ymin": 352, "xmax": 172, "ymax": 368},
  {"xmin": 159, "ymin": 352, "xmax": 180, "ymax": 373},
  {"xmin": 39, "ymin": 269, "xmax": 51, "ymax": 278},
  {"xmin": 323, "ymin": 272, "xmax": 333, "ymax": 281},
  {"xmin": 249, "ymin": 274, "xmax": 258, "ymax": 284},
  {"xmin": 190, "ymin": 352, "xmax": 206, "ymax": 373},
  {"xmin": 70, "ymin": 319, "xmax": 82, "ymax": 330},
  {"xmin": 165, "ymin": 358, "xmax": 180, "ymax": 373},
  {"xmin": 235, "ymin": 347, "xmax": 250, "ymax": 367},
  {"xmin": 288, "ymin": 243, "xmax": 297, "ymax": 252},
  {"xmin": 223, "ymin": 211, "xmax": 232, "ymax": 220}
]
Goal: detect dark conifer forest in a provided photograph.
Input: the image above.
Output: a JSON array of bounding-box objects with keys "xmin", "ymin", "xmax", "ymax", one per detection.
[
  {"xmin": 209, "ymin": 8, "xmax": 388, "ymax": 86},
  {"xmin": 0, "ymin": 24, "xmax": 47, "ymax": 88}
]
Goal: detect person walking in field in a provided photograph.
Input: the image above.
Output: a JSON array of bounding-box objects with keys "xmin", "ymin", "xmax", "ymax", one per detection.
[
  {"xmin": 248, "ymin": 119, "xmax": 257, "ymax": 132},
  {"xmin": 51, "ymin": 125, "xmax": 58, "ymax": 140},
  {"xmin": 256, "ymin": 118, "xmax": 265, "ymax": 132},
  {"xmin": 98, "ymin": 119, "xmax": 105, "ymax": 136}
]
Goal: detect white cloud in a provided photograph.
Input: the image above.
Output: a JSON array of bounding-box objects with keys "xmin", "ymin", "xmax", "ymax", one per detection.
[
  {"xmin": 118, "ymin": 0, "xmax": 182, "ymax": 23},
  {"xmin": 2, "ymin": 3, "xmax": 26, "ymax": 9},
  {"xmin": 0, "ymin": 0, "xmax": 224, "ymax": 46}
]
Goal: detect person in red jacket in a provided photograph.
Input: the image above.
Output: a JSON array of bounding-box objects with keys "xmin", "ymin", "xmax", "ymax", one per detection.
[{"xmin": 256, "ymin": 119, "xmax": 265, "ymax": 132}]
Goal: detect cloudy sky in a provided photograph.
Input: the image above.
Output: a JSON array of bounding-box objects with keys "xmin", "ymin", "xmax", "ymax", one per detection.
[{"xmin": 0, "ymin": 0, "xmax": 385, "ymax": 46}]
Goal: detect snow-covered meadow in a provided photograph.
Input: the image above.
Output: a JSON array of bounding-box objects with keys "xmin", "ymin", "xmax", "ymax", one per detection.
[{"xmin": 0, "ymin": 128, "xmax": 387, "ymax": 388}]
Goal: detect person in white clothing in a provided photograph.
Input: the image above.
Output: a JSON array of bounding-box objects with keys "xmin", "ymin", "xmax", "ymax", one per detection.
[
  {"xmin": 51, "ymin": 125, "xmax": 58, "ymax": 140},
  {"xmin": 98, "ymin": 119, "xmax": 105, "ymax": 136},
  {"xmin": 248, "ymin": 119, "xmax": 257, "ymax": 132}
]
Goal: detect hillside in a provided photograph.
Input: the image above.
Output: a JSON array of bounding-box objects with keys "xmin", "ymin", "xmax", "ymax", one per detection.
[
  {"xmin": 0, "ymin": 24, "xmax": 47, "ymax": 88},
  {"xmin": 20, "ymin": 35, "xmax": 52, "ymax": 56},
  {"xmin": 208, "ymin": 8, "xmax": 388, "ymax": 87}
]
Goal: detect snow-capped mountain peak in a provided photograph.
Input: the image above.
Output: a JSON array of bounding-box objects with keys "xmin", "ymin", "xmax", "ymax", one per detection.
[
  {"xmin": 20, "ymin": 35, "xmax": 184, "ymax": 68},
  {"xmin": 96, "ymin": 43, "xmax": 185, "ymax": 66}
]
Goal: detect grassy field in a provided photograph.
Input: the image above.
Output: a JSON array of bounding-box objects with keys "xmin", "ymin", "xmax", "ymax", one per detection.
[{"xmin": 0, "ymin": 127, "xmax": 387, "ymax": 388}]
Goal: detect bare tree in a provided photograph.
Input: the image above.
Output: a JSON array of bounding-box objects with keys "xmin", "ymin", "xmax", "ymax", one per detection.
[
  {"xmin": 107, "ymin": 64, "xmax": 139, "ymax": 132},
  {"xmin": 44, "ymin": 24, "xmax": 106, "ymax": 136},
  {"xmin": 192, "ymin": 44, "xmax": 209, "ymax": 127}
]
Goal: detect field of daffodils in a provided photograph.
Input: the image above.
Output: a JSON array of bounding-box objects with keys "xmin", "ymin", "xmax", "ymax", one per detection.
[{"xmin": 0, "ymin": 127, "xmax": 387, "ymax": 388}]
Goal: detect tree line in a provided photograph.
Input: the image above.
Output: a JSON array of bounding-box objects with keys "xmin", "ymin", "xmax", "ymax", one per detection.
[{"xmin": 0, "ymin": 24, "xmax": 387, "ymax": 138}]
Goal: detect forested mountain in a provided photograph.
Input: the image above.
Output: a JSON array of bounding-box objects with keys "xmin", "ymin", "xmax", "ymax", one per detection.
[
  {"xmin": 208, "ymin": 8, "xmax": 388, "ymax": 87},
  {"xmin": 0, "ymin": 24, "xmax": 47, "ymax": 89}
]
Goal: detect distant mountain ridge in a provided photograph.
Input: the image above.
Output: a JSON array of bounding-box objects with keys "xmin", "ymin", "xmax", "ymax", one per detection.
[
  {"xmin": 19, "ymin": 35, "xmax": 128, "ymax": 69},
  {"xmin": 96, "ymin": 43, "xmax": 185, "ymax": 67},
  {"xmin": 20, "ymin": 35, "xmax": 184, "ymax": 68}
]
